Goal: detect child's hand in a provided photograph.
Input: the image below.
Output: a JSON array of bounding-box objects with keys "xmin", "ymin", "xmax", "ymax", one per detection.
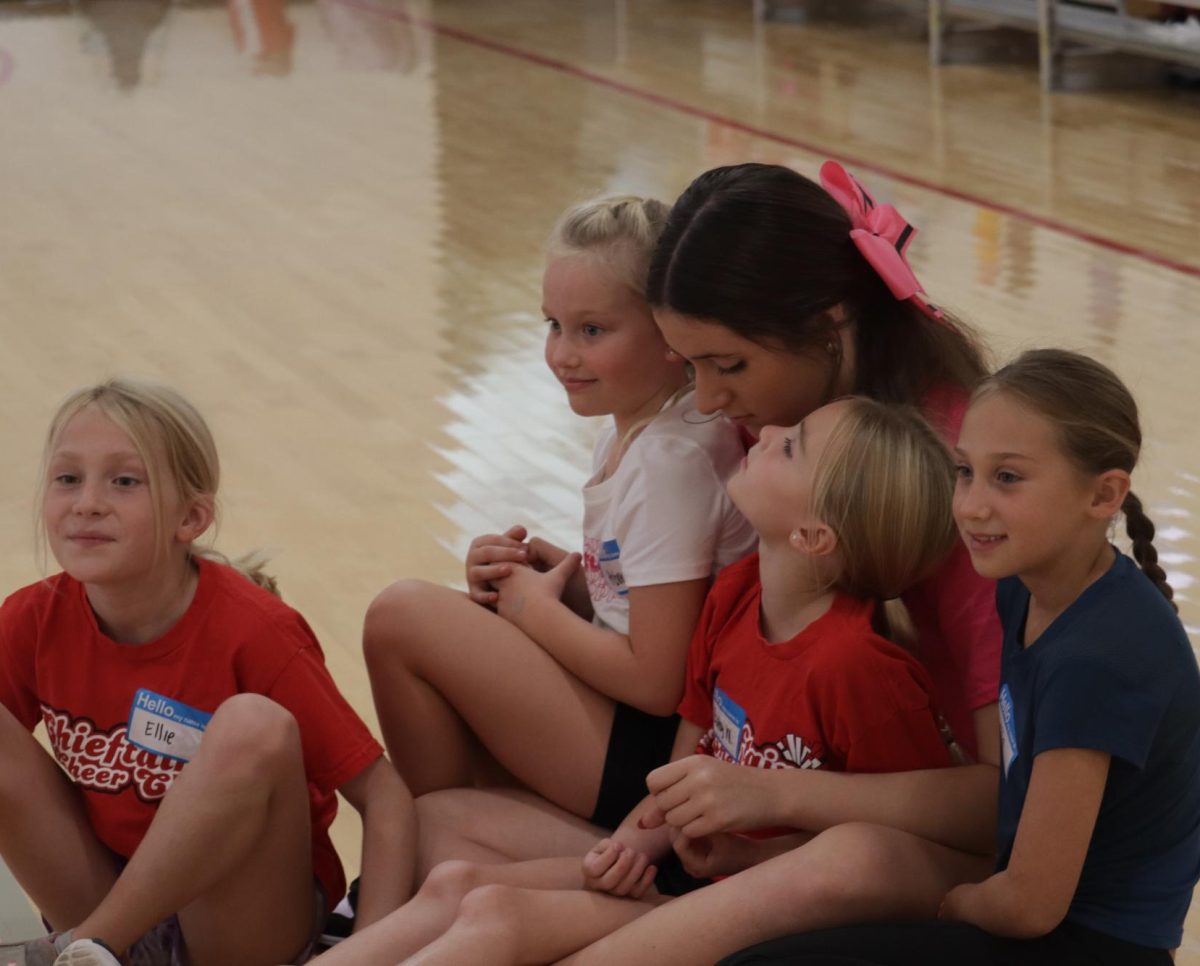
[
  {"xmin": 645, "ymin": 755, "xmax": 772, "ymax": 838},
  {"xmin": 494, "ymin": 552, "xmax": 581, "ymax": 625},
  {"xmin": 464, "ymin": 525, "xmax": 529, "ymax": 606},
  {"xmin": 672, "ymin": 832, "xmax": 764, "ymax": 879},
  {"xmin": 674, "ymin": 830, "xmax": 811, "ymax": 879},
  {"xmin": 581, "ymin": 839, "xmax": 657, "ymax": 899},
  {"xmin": 526, "ymin": 536, "xmax": 569, "ymax": 573}
]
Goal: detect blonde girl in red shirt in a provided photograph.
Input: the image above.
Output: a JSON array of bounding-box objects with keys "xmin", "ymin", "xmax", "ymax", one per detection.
[{"xmin": 0, "ymin": 379, "xmax": 410, "ymax": 966}]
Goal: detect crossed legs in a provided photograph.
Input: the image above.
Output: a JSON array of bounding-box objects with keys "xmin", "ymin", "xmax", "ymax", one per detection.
[{"xmin": 0, "ymin": 695, "xmax": 319, "ymax": 966}]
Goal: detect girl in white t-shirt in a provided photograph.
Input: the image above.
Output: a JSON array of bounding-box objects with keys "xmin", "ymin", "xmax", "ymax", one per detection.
[{"xmin": 362, "ymin": 197, "xmax": 755, "ymax": 862}]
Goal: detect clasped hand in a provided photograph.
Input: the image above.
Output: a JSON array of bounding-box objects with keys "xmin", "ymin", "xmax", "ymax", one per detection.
[
  {"xmin": 641, "ymin": 754, "xmax": 772, "ymax": 839},
  {"xmin": 581, "ymin": 838, "xmax": 658, "ymax": 900},
  {"xmin": 464, "ymin": 525, "xmax": 579, "ymax": 618}
]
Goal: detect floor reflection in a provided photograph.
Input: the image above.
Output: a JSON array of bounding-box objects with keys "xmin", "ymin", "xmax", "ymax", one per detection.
[{"xmin": 1, "ymin": 0, "xmax": 1199, "ymax": 939}]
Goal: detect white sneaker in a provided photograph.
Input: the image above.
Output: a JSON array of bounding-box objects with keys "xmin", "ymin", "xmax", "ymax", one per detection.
[
  {"xmin": 53, "ymin": 940, "xmax": 121, "ymax": 966},
  {"xmin": 0, "ymin": 931, "xmax": 71, "ymax": 966}
]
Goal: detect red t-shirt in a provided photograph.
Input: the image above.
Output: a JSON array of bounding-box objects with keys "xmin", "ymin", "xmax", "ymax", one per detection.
[
  {"xmin": 679, "ymin": 555, "xmax": 952, "ymax": 782},
  {"xmin": 0, "ymin": 559, "xmax": 382, "ymax": 909},
  {"xmin": 737, "ymin": 388, "xmax": 1001, "ymax": 758}
]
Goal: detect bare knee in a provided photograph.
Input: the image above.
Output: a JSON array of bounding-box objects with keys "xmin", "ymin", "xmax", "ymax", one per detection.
[
  {"xmin": 363, "ymin": 579, "xmax": 438, "ymax": 668},
  {"xmin": 419, "ymin": 860, "xmax": 489, "ymax": 905},
  {"xmin": 203, "ymin": 694, "xmax": 301, "ymax": 776},
  {"xmin": 816, "ymin": 823, "xmax": 898, "ymax": 873},
  {"xmin": 453, "ymin": 884, "xmax": 524, "ymax": 944},
  {"xmin": 802, "ymin": 823, "xmax": 941, "ymax": 916}
]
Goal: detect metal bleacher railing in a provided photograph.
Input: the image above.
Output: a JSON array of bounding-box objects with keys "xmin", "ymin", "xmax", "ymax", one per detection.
[
  {"xmin": 931, "ymin": 0, "xmax": 1200, "ymax": 89},
  {"xmin": 757, "ymin": 0, "xmax": 1200, "ymax": 90}
]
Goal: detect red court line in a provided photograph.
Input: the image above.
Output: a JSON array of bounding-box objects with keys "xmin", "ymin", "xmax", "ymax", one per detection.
[{"xmin": 343, "ymin": 0, "xmax": 1200, "ymax": 279}]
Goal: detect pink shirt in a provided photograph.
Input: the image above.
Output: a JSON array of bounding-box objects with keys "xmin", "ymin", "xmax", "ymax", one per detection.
[{"xmin": 903, "ymin": 384, "xmax": 1001, "ymax": 758}]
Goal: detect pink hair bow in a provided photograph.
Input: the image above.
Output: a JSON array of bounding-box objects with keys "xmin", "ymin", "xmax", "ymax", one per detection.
[{"xmin": 819, "ymin": 160, "xmax": 944, "ymax": 323}]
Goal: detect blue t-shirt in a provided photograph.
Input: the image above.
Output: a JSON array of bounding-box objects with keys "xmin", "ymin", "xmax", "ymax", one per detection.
[{"xmin": 995, "ymin": 550, "xmax": 1200, "ymax": 948}]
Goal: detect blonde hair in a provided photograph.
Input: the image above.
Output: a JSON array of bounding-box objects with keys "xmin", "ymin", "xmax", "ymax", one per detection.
[
  {"xmin": 549, "ymin": 195, "xmax": 689, "ymax": 457},
  {"xmin": 811, "ymin": 397, "xmax": 958, "ymax": 602},
  {"xmin": 547, "ymin": 195, "xmax": 672, "ymax": 298},
  {"xmin": 806, "ymin": 397, "xmax": 964, "ymax": 761},
  {"xmin": 976, "ymin": 348, "xmax": 1174, "ymax": 611},
  {"xmin": 37, "ymin": 378, "xmax": 278, "ymax": 595}
]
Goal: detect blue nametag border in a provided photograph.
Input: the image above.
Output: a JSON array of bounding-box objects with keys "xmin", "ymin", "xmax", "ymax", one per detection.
[
  {"xmin": 999, "ymin": 682, "xmax": 1019, "ymax": 778},
  {"xmin": 599, "ymin": 538, "xmax": 629, "ymax": 598},
  {"xmin": 712, "ymin": 686, "xmax": 748, "ymax": 762},
  {"xmin": 126, "ymin": 688, "xmax": 213, "ymax": 763}
]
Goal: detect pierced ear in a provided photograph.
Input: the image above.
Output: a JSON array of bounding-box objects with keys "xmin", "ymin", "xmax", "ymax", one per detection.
[
  {"xmin": 1089, "ymin": 469, "xmax": 1131, "ymax": 521},
  {"xmin": 790, "ymin": 524, "xmax": 839, "ymax": 558},
  {"xmin": 176, "ymin": 495, "xmax": 216, "ymax": 544}
]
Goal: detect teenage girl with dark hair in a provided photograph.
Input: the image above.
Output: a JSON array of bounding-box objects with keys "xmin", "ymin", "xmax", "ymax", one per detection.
[
  {"xmin": 349, "ymin": 160, "xmax": 1004, "ymax": 965},
  {"xmin": 650, "ymin": 161, "xmax": 996, "ymax": 759}
]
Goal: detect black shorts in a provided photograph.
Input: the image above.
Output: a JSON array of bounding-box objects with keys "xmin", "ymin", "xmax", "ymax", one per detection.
[
  {"xmin": 718, "ymin": 919, "xmax": 1174, "ymax": 966},
  {"xmin": 652, "ymin": 849, "xmax": 712, "ymax": 897},
  {"xmin": 589, "ymin": 702, "xmax": 679, "ymax": 830}
]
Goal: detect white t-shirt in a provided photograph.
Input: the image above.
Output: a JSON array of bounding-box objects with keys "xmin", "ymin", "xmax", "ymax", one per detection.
[{"xmin": 582, "ymin": 390, "xmax": 756, "ymax": 636}]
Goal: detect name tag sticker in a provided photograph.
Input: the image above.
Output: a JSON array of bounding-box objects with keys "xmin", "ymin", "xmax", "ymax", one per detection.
[
  {"xmin": 999, "ymin": 683, "xmax": 1018, "ymax": 779},
  {"xmin": 712, "ymin": 686, "xmax": 747, "ymax": 762},
  {"xmin": 599, "ymin": 538, "xmax": 628, "ymax": 599},
  {"xmin": 127, "ymin": 689, "xmax": 212, "ymax": 763}
]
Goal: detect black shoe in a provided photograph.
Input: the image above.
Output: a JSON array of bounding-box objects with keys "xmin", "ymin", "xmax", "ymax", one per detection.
[{"xmin": 319, "ymin": 876, "xmax": 359, "ymax": 946}]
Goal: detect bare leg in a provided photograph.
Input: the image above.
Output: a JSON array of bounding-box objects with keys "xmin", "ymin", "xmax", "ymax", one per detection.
[
  {"xmin": 560, "ymin": 823, "xmax": 993, "ymax": 966},
  {"xmin": 364, "ymin": 581, "xmax": 617, "ymax": 818},
  {"xmin": 402, "ymin": 885, "xmax": 655, "ymax": 966},
  {"xmin": 318, "ymin": 856, "xmax": 588, "ymax": 965},
  {"xmin": 74, "ymin": 694, "xmax": 315, "ymax": 966},
  {"xmin": 317, "ymin": 788, "xmax": 614, "ymax": 964},
  {"xmin": 0, "ymin": 703, "xmax": 120, "ymax": 930},
  {"xmin": 414, "ymin": 788, "xmax": 611, "ymax": 879}
]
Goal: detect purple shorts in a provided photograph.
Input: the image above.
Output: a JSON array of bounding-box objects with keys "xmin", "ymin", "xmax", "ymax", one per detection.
[{"xmin": 126, "ymin": 882, "xmax": 327, "ymax": 966}]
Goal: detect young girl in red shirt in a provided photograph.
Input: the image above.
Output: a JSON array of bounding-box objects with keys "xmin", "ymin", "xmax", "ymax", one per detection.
[{"xmin": 0, "ymin": 379, "xmax": 410, "ymax": 966}]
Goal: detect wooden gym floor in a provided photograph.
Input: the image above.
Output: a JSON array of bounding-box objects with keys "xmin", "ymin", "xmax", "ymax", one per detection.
[{"xmin": 1, "ymin": 0, "xmax": 1199, "ymax": 954}]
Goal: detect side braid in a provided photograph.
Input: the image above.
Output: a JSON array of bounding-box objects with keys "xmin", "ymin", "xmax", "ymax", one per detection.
[{"xmin": 1122, "ymin": 491, "xmax": 1177, "ymax": 612}]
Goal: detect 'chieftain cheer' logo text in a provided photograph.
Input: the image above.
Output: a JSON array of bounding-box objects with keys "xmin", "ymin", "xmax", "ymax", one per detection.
[
  {"xmin": 698, "ymin": 722, "xmax": 824, "ymax": 771},
  {"xmin": 42, "ymin": 704, "xmax": 184, "ymax": 801}
]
